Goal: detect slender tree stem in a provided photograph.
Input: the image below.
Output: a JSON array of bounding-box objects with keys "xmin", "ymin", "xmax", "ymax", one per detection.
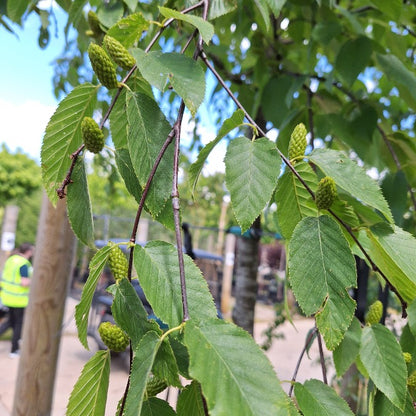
[
  {"xmin": 316, "ymin": 328, "xmax": 328, "ymax": 385},
  {"xmin": 288, "ymin": 327, "xmax": 317, "ymax": 397},
  {"xmin": 56, "ymin": 145, "xmax": 84, "ymax": 199}
]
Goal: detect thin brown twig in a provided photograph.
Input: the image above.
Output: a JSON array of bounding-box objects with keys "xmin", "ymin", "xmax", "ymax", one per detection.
[
  {"xmin": 56, "ymin": 145, "xmax": 84, "ymax": 199},
  {"xmin": 288, "ymin": 327, "xmax": 317, "ymax": 397},
  {"xmin": 316, "ymin": 328, "xmax": 328, "ymax": 385}
]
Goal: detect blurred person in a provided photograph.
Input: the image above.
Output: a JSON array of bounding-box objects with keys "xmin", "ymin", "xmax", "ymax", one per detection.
[{"xmin": 0, "ymin": 243, "xmax": 34, "ymax": 357}]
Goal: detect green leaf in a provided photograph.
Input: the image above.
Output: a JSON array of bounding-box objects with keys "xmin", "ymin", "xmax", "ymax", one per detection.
[
  {"xmin": 364, "ymin": 224, "xmax": 416, "ymax": 304},
  {"xmin": 132, "ymin": 50, "xmax": 206, "ymax": 116},
  {"xmin": 112, "ymin": 278, "xmax": 161, "ymax": 349},
  {"xmin": 288, "ymin": 215, "xmax": 357, "ymax": 350},
  {"xmin": 152, "ymin": 338, "xmax": 181, "ymax": 387},
  {"xmin": 133, "ymin": 241, "xmax": 217, "ymax": 328},
  {"xmin": 333, "ymin": 317, "xmax": 361, "ymax": 377},
  {"xmin": 41, "ymin": 83, "xmax": 98, "ymax": 204},
  {"xmin": 335, "ymin": 36, "xmax": 372, "ymax": 87},
  {"xmin": 294, "ymin": 379, "xmax": 354, "ymax": 416},
  {"xmin": 376, "ymin": 54, "xmax": 416, "ymax": 110},
  {"xmin": 6, "ymin": 0, "xmax": 29, "ymax": 22},
  {"xmin": 207, "ymin": 0, "xmax": 237, "ymax": 19},
  {"xmin": 408, "ymin": 299, "xmax": 416, "ymax": 338},
  {"xmin": 67, "ymin": 0, "xmax": 87, "ymax": 28},
  {"xmin": 360, "ymin": 324, "xmax": 407, "ymax": 410},
  {"xmin": 225, "ymin": 136, "xmax": 280, "ymax": 232},
  {"xmin": 275, "ymin": 162, "xmax": 318, "ymax": 240},
  {"xmin": 107, "ymin": 13, "xmax": 149, "ymax": 47},
  {"xmin": 66, "ymin": 158, "xmax": 95, "ymax": 248},
  {"xmin": 253, "ymin": 0, "xmax": 270, "ymax": 31},
  {"xmin": 159, "ymin": 7, "xmax": 214, "ymax": 44},
  {"xmin": 370, "ymin": 0, "xmax": 402, "ymax": 20},
  {"xmin": 141, "ymin": 397, "xmax": 177, "ymax": 415},
  {"xmin": 381, "ymin": 171, "xmax": 408, "ymax": 226},
  {"xmin": 126, "ymin": 91, "xmax": 173, "ymax": 217},
  {"xmin": 184, "ymin": 319, "xmax": 299, "ymax": 416},
  {"xmin": 109, "ymin": 89, "xmax": 128, "ymax": 150},
  {"xmin": 265, "ymin": 0, "xmax": 287, "ymax": 16},
  {"xmin": 115, "ymin": 148, "xmax": 142, "ymax": 204},
  {"xmin": 374, "ymin": 391, "xmax": 416, "ymax": 416},
  {"xmin": 188, "ymin": 109, "xmax": 245, "ymax": 194},
  {"xmin": 66, "ymin": 350, "xmax": 110, "ymax": 416},
  {"xmin": 125, "ymin": 331, "xmax": 161, "ymax": 416},
  {"xmin": 176, "ymin": 381, "xmax": 205, "ymax": 416},
  {"xmin": 309, "ymin": 148, "xmax": 393, "ymax": 223},
  {"xmin": 75, "ymin": 245, "xmax": 112, "ymax": 349},
  {"xmin": 312, "ymin": 21, "xmax": 342, "ymax": 45},
  {"xmin": 400, "ymin": 324, "xmax": 416, "ymax": 375}
]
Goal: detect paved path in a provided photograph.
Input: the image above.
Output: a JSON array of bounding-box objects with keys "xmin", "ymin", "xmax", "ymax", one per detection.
[{"xmin": 0, "ymin": 297, "xmax": 330, "ymax": 415}]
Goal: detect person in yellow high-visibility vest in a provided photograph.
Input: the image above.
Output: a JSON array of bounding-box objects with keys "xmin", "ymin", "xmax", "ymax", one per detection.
[{"xmin": 1, "ymin": 243, "xmax": 34, "ymax": 357}]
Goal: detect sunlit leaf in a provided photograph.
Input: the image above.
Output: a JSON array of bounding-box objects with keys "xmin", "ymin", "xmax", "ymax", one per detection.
[
  {"xmin": 288, "ymin": 215, "xmax": 357, "ymax": 350},
  {"xmin": 225, "ymin": 136, "xmax": 280, "ymax": 232},
  {"xmin": 185, "ymin": 319, "xmax": 299, "ymax": 415},
  {"xmin": 41, "ymin": 83, "xmax": 98, "ymax": 204},
  {"xmin": 66, "ymin": 350, "xmax": 110, "ymax": 416}
]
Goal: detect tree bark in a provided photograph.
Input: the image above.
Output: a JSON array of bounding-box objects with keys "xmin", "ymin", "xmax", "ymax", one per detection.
[
  {"xmin": 231, "ymin": 218, "xmax": 261, "ymax": 335},
  {"xmin": 12, "ymin": 192, "xmax": 77, "ymax": 416}
]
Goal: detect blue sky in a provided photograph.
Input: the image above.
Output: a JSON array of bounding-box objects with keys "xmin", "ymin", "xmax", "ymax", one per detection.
[{"xmin": 0, "ymin": 5, "xmax": 69, "ymax": 162}]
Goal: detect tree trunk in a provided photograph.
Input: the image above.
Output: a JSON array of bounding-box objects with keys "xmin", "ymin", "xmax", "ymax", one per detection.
[
  {"xmin": 12, "ymin": 193, "xmax": 77, "ymax": 416},
  {"xmin": 231, "ymin": 218, "xmax": 261, "ymax": 335}
]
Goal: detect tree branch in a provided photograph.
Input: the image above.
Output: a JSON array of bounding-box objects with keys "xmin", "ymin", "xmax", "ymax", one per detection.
[{"xmin": 316, "ymin": 327, "xmax": 328, "ymax": 385}]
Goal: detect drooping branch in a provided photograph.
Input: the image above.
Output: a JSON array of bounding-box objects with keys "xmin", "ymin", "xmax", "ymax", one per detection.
[
  {"xmin": 200, "ymin": 50, "xmax": 409, "ymax": 317},
  {"xmin": 316, "ymin": 328, "xmax": 328, "ymax": 385},
  {"xmin": 288, "ymin": 327, "xmax": 317, "ymax": 397}
]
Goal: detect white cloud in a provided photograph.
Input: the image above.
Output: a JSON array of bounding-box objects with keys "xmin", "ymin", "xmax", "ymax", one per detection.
[{"xmin": 0, "ymin": 98, "xmax": 56, "ymax": 163}]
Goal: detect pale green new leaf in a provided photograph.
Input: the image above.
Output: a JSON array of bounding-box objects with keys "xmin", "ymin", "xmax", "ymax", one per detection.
[
  {"xmin": 288, "ymin": 215, "xmax": 357, "ymax": 350},
  {"xmin": 188, "ymin": 109, "xmax": 245, "ymax": 194},
  {"xmin": 112, "ymin": 278, "xmax": 161, "ymax": 349},
  {"xmin": 141, "ymin": 398, "xmax": 177, "ymax": 415},
  {"xmin": 131, "ymin": 49, "xmax": 205, "ymax": 116},
  {"xmin": 159, "ymin": 7, "xmax": 214, "ymax": 44},
  {"xmin": 133, "ymin": 241, "xmax": 217, "ymax": 328},
  {"xmin": 126, "ymin": 91, "xmax": 173, "ymax": 217},
  {"xmin": 333, "ymin": 317, "xmax": 361, "ymax": 377},
  {"xmin": 124, "ymin": 331, "xmax": 161, "ymax": 416},
  {"xmin": 67, "ymin": 157, "xmax": 95, "ymax": 248},
  {"xmin": 309, "ymin": 148, "xmax": 393, "ymax": 223},
  {"xmin": 360, "ymin": 324, "xmax": 407, "ymax": 410},
  {"xmin": 176, "ymin": 381, "xmax": 205, "ymax": 416},
  {"xmin": 294, "ymin": 379, "xmax": 354, "ymax": 416},
  {"xmin": 184, "ymin": 319, "xmax": 299, "ymax": 416},
  {"xmin": 107, "ymin": 13, "xmax": 149, "ymax": 47},
  {"xmin": 75, "ymin": 245, "xmax": 112, "ymax": 349},
  {"xmin": 362, "ymin": 225, "xmax": 416, "ymax": 303},
  {"xmin": 41, "ymin": 83, "xmax": 98, "ymax": 204},
  {"xmin": 253, "ymin": 0, "xmax": 270, "ymax": 31},
  {"xmin": 66, "ymin": 350, "xmax": 110, "ymax": 416},
  {"xmin": 275, "ymin": 162, "xmax": 318, "ymax": 240},
  {"xmin": 225, "ymin": 136, "xmax": 280, "ymax": 232}
]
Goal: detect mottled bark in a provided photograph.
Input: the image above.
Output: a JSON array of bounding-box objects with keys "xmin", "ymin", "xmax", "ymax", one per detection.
[{"xmin": 231, "ymin": 219, "xmax": 261, "ymax": 335}]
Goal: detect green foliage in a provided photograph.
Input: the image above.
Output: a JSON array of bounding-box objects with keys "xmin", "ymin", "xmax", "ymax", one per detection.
[
  {"xmin": 8, "ymin": 0, "xmax": 416, "ymax": 414},
  {"xmin": 0, "ymin": 145, "xmax": 41, "ymax": 206},
  {"xmin": 66, "ymin": 350, "xmax": 110, "ymax": 416}
]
